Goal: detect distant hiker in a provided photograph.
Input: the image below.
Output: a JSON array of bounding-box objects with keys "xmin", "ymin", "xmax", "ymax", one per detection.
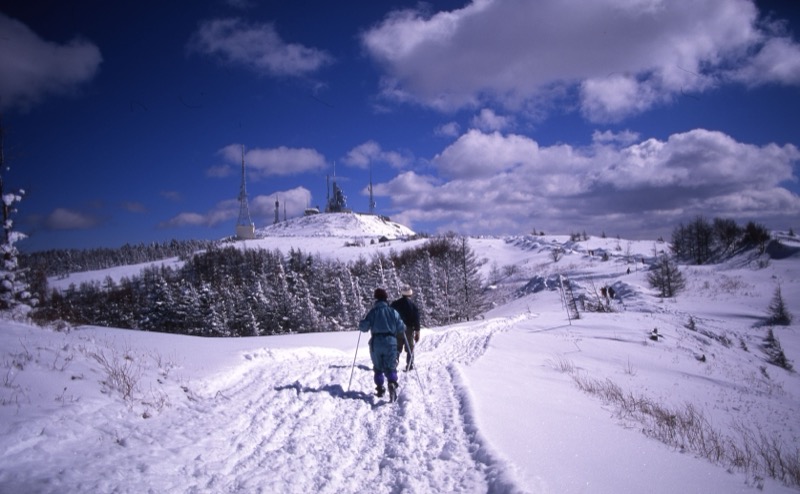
[
  {"xmin": 391, "ymin": 286, "xmax": 421, "ymax": 371},
  {"xmin": 359, "ymin": 288, "xmax": 406, "ymax": 400},
  {"xmin": 608, "ymin": 286, "xmax": 616, "ymax": 300}
]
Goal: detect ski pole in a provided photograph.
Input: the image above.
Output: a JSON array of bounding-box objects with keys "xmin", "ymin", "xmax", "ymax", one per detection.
[
  {"xmin": 403, "ymin": 331, "xmax": 425, "ymax": 395},
  {"xmin": 347, "ymin": 331, "xmax": 362, "ymax": 392}
]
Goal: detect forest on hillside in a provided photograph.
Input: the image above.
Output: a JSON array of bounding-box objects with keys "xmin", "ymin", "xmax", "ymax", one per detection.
[{"xmin": 31, "ymin": 236, "xmax": 486, "ymax": 336}]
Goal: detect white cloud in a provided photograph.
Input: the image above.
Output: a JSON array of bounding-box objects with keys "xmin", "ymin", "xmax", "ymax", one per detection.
[
  {"xmin": 580, "ymin": 75, "xmax": 660, "ymax": 123},
  {"xmin": 189, "ymin": 18, "xmax": 333, "ymax": 77},
  {"xmin": 161, "ymin": 200, "xmax": 238, "ymax": 229},
  {"xmin": 342, "ymin": 141, "xmax": 410, "ymax": 170},
  {"xmin": 361, "ymin": 0, "xmax": 800, "ymax": 121},
  {"xmin": 0, "ymin": 13, "xmax": 102, "ymax": 111},
  {"xmin": 730, "ymin": 36, "xmax": 800, "ymax": 86},
  {"xmin": 161, "ymin": 212, "xmax": 210, "ymax": 228},
  {"xmin": 592, "ymin": 130, "xmax": 641, "ymax": 146},
  {"xmin": 251, "ymin": 187, "xmax": 313, "ymax": 218},
  {"xmin": 44, "ymin": 208, "xmax": 100, "ymax": 230},
  {"xmin": 377, "ymin": 129, "xmax": 800, "ymax": 238},
  {"xmin": 471, "ymin": 108, "xmax": 513, "ymax": 131},
  {"xmin": 435, "ymin": 122, "xmax": 461, "ymax": 138},
  {"xmin": 432, "ymin": 130, "xmax": 540, "ymax": 179},
  {"xmin": 218, "ymin": 144, "xmax": 327, "ymax": 178},
  {"xmin": 607, "ymin": 129, "xmax": 798, "ymax": 190},
  {"xmin": 162, "ymin": 187, "xmax": 313, "ymax": 229}
]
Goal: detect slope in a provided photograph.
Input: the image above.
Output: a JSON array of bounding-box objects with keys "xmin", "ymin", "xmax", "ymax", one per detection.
[
  {"xmin": 0, "ymin": 316, "xmax": 526, "ymax": 493},
  {"xmin": 3, "ymin": 231, "xmax": 799, "ymax": 493}
]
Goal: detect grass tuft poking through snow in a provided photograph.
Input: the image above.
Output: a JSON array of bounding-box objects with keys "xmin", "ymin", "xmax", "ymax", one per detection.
[{"xmin": 554, "ymin": 358, "xmax": 800, "ymax": 489}]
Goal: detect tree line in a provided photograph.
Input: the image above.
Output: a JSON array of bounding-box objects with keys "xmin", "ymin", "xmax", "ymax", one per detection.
[
  {"xmin": 20, "ymin": 239, "xmax": 220, "ymax": 277},
  {"xmin": 31, "ymin": 235, "xmax": 486, "ymax": 337},
  {"xmin": 670, "ymin": 217, "xmax": 771, "ymax": 265}
]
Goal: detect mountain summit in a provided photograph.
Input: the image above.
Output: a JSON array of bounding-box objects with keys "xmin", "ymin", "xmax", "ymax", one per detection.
[{"xmin": 257, "ymin": 212, "xmax": 415, "ymax": 239}]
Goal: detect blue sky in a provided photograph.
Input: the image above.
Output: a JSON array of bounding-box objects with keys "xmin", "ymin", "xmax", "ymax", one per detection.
[{"xmin": 2, "ymin": 0, "xmax": 799, "ymax": 252}]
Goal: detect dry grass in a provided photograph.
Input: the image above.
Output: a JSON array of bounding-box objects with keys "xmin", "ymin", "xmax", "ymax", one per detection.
[{"xmin": 554, "ymin": 357, "xmax": 800, "ymax": 488}]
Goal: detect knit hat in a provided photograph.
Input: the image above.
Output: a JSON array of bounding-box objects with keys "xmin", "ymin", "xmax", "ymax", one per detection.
[
  {"xmin": 374, "ymin": 288, "xmax": 388, "ymax": 301},
  {"xmin": 401, "ymin": 286, "xmax": 413, "ymax": 297}
]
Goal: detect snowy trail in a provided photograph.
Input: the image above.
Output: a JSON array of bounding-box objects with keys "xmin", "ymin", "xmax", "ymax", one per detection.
[{"xmin": 0, "ymin": 317, "xmax": 526, "ymax": 494}]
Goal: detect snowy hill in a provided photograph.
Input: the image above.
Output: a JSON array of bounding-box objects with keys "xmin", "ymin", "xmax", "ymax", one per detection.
[
  {"xmin": 257, "ymin": 212, "xmax": 415, "ymax": 239},
  {"xmin": 3, "ymin": 231, "xmax": 800, "ymax": 493}
]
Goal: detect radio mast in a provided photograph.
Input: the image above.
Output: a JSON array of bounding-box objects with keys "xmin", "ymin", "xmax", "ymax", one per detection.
[{"xmin": 235, "ymin": 145, "xmax": 256, "ymax": 239}]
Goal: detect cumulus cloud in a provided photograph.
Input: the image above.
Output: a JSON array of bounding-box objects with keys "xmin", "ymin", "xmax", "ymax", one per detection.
[
  {"xmin": 188, "ymin": 18, "xmax": 333, "ymax": 77},
  {"xmin": 592, "ymin": 129, "xmax": 641, "ymax": 146},
  {"xmin": 435, "ymin": 122, "xmax": 461, "ymax": 138},
  {"xmin": 0, "ymin": 13, "xmax": 102, "ymax": 111},
  {"xmin": 44, "ymin": 208, "xmax": 100, "ymax": 230},
  {"xmin": 431, "ymin": 129, "xmax": 541, "ymax": 179},
  {"xmin": 217, "ymin": 144, "xmax": 327, "ymax": 178},
  {"xmin": 342, "ymin": 141, "xmax": 411, "ymax": 170},
  {"xmin": 730, "ymin": 36, "xmax": 800, "ymax": 86},
  {"xmin": 251, "ymin": 187, "xmax": 313, "ymax": 218},
  {"xmin": 160, "ymin": 201, "xmax": 237, "ymax": 229},
  {"xmin": 376, "ymin": 129, "xmax": 800, "ymax": 238},
  {"xmin": 471, "ymin": 108, "xmax": 513, "ymax": 132},
  {"xmin": 361, "ymin": 0, "xmax": 800, "ymax": 121},
  {"xmin": 161, "ymin": 187, "xmax": 312, "ymax": 229}
]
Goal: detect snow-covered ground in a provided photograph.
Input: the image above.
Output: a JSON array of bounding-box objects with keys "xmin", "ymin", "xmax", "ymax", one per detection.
[{"xmin": 2, "ymin": 222, "xmax": 799, "ymax": 493}]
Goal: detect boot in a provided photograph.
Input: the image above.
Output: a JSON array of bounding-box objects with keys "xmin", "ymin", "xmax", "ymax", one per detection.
[
  {"xmin": 388, "ymin": 381, "xmax": 398, "ymax": 402},
  {"xmin": 375, "ymin": 385, "xmax": 385, "ymax": 398}
]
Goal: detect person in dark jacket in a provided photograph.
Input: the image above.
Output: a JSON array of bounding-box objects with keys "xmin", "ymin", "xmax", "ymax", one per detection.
[
  {"xmin": 359, "ymin": 288, "xmax": 406, "ymax": 398},
  {"xmin": 391, "ymin": 286, "xmax": 420, "ymax": 371}
]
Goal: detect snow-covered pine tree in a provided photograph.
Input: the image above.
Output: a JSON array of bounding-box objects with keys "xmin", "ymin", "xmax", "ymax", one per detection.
[
  {"xmin": 0, "ymin": 116, "xmax": 33, "ymax": 313},
  {"xmin": 342, "ymin": 263, "xmax": 365, "ymax": 327},
  {"xmin": 766, "ymin": 284, "xmax": 793, "ymax": 326}
]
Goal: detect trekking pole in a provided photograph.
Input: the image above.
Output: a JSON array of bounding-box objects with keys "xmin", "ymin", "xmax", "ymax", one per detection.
[
  {"xmin": 403, "ymin": 331, "xmax": 426, "ymax": 395},
  {"xmin": 347, "ymin": 331, "xmax": 362, "ymax": 393}
]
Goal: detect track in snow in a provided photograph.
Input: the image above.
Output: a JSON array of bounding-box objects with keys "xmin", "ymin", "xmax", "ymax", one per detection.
[
  {"xmin": 0, "ymin": 317, "xmax": 525, "ymax": 493},
  {"xmin": 182, "ymin": 316, "xmax": 525, "ymax": 493}
]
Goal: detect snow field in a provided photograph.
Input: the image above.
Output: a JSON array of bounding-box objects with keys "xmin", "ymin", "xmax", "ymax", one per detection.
[
  {"xmin": 0, "ymin": 317, "xmax": 528, "ymax": 493},
  {"xmin": 3, "ymin": 229, "xmax": 799, "ymax": 493}
]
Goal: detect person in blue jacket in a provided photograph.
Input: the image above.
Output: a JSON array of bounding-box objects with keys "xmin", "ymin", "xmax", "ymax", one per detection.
[{"xmin": 359, "ymin": 288, "xmax": 406, "ymax": 399}]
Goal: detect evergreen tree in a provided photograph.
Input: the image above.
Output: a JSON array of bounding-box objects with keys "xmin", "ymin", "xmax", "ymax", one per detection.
[
  {"xmin": 196, "ymin": 283, "xmax": 226, "ymax": 336},
  {"xmin": 766, "ymin": 285, "xmax": 793, "ymax": 326},
  {"xmin": 647, "ymin": 254, "xmax": 687, "ymax": 298},
  {"xmin": 172, "ymin": 279, "xmax": 199, "ymax": 333},
  {"xmin": 0, "ymin": 116, "xmax": 33, "ymax": 311}
]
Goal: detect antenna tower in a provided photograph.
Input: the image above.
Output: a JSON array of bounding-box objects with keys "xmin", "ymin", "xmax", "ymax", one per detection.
[
  {"xmin": 236, "ymin": 145, "xmax": 256, "ymax": 239},
  {"xmin": 369, "ymin": 163, "xmax": 376, "ymax": 215}
]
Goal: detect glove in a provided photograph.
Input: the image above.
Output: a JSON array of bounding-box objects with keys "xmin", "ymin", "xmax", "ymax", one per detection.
[{"xmin": 414, "ymin": 331, "xmax": 420, "ymax": 342}]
